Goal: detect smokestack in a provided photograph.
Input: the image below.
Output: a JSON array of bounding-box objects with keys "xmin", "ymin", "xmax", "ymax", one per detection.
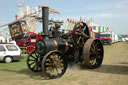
[{"xmin": 42, "ymin": 7, "xmax": 49, "ymax": 39}]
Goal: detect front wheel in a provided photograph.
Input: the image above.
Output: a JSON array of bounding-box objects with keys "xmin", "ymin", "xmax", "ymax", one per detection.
[
  {"xmin": 42, "ymin": 50, "xmax": 67, "ymax": 79},
  {"xmin": 27, "ymin": 50, "xmax": 42, "ymax": 72}
]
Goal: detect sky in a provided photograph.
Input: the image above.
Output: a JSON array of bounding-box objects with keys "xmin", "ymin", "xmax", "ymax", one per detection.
[{"xmin": 0, "ymin": 0, "xmax": 128, "ymax": 34}]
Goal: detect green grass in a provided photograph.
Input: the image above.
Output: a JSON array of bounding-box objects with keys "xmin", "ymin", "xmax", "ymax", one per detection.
[
  {"xmin": 0, "ymin": 54, "xmax": 28, "ymax": 71},
  {"xmin": 104, "ymin": 45, "xmax": 110, "ymax": 48}
]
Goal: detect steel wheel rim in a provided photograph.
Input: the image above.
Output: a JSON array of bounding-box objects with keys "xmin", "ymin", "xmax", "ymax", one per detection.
[
  {"xmin": 42, "ymin": 51, "xmax": 67, "ymax": 79},
  {"xmin": 89, "ymin": 40, "xmax": 103, "ymax": 67},
  {"xmin": 83, "ymin": 39, "xmax": 104, "ymax": 68},
  {"xmin": 27, "ymin": 50, "xmax": 42, "ymax": 72}
]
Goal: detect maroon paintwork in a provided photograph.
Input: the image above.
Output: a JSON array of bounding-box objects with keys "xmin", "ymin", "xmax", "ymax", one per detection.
[{"xmin": 16, "ymin": 32, "xmax": 42, "ymax": 53}]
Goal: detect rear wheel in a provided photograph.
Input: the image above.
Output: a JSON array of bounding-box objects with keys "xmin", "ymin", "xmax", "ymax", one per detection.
[
  {"xmin": 4, "ymin": 56, "xmax": 13, "ymax": 63},
  {"xmin": 83, "ymin": 39, "xmax": 104, "ymax": 69}
]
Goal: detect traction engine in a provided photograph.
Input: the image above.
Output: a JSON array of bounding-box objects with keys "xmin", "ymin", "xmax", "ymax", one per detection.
[{"xmin": 27, "ymin": 7, "xmax": 104, "ymax": 79}]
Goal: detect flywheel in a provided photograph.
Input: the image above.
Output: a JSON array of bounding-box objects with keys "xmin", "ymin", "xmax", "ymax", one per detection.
[{"xmin": 72, "ymin": 22, "xmax": 90, "ymax": 47}]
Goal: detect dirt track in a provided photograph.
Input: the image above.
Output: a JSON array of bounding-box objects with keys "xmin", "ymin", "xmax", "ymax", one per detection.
[
  {"xmin": 0, "ymin": 42, "xmax": 128, "ymax": 85},
  {"xmin": 61, "ymin": 42, "xmax": 128, "ymax": 85}
]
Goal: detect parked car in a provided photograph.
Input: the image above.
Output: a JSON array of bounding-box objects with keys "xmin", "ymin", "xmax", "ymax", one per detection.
[{"xmin": 0, "ymin": 43, "xmax": 22, "ymax": 63}]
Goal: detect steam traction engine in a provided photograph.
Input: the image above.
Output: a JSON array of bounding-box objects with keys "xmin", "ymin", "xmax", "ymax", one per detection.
[{"xmin": 27, "ymin": 7, "xmax": 104, "ymax": 79}]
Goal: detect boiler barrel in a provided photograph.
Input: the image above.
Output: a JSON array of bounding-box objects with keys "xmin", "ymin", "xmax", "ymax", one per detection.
[{"xmin": 36, "ymin": 39, "xmax": 71, "ymax": 55}]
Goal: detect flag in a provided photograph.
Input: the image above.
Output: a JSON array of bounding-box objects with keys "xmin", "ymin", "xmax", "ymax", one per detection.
[
  {"xmin": 107, "ymin": 27, "xmax": 110, "ymax": 32},
  {"xmin": 22, "ymin": 1, "xmax": 26, "ymax": 6}
]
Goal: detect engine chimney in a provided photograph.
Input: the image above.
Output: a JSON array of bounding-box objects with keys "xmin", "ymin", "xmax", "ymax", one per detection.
[{"xmin": 42, "ymin": 7, "xmax": 49, "ymax": 39}]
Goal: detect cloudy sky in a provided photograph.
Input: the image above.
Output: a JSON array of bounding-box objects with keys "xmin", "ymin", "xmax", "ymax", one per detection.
[{"xmin": 0, "ymin": 0, "xmax": 128, "ymax": 34}]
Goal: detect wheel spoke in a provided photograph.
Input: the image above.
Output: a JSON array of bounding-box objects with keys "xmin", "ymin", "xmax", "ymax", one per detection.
[
  {"xmin": 55, "ymin": 66, "xmax": 59, "ymax": 75},
  {"xmin": 84, "ymin": 34, "xmax": 89, "ymax": 38},
  {"xmin": 95, "ymin": 42, "xmax": 99, "ymax": 49},
  {"xmin": 46, "ymin": 58, "xmax": 52, "ymax": 62},
  {"xmin": 35, "ymin": 52, "xmax": 39, "ymax": 57},
  {"xmin": 32, "ymin": 64, "xmax": 36, "ymax": 70},
  {"xmin": 31, "ymin": 55, "xmax": 37, "ymax": 59},
  {"xmin": 97, "ymin": 48, "xmax": 102, "ymax": 51},
  {"xmin": 77, "ymin": 36, "xmax": 82, "ymax": 44},
  {"xmin": 90, "ymin": 47, "xmax": 95, "ymax": 53},
  {"xmin": 75, "ymin": 32, "xmax": 81, "ymax": 35},
  {"xmin": 29, "ymin": 61, "xmax": 35, "ymax": 65},
  {"xmin": 92, "ymin": 42, "xmax": 96, "ymax": 50},
  {"xmin": 36, "ymin": 65, "xmax": 39, "ymax": 71},
  {"xmin": 90, "ymin": 58, "xmax": 96, "ymax": 65},
  {"xmin": 96, "ymin": 56, "xmax": 101, "ymax": 59},
  {"xmin": 28, "ymin": 59, "xmax": 35, "ymax": 61}
]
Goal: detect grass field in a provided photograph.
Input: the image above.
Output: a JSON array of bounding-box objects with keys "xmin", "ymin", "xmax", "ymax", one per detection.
[
  {"xmin": 0, "ymin": 42, "xmax": 128, "ymax": 85},
  {"xmin": 0, "ymin": 54, "xmax": 27, "ymax": 71}
]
